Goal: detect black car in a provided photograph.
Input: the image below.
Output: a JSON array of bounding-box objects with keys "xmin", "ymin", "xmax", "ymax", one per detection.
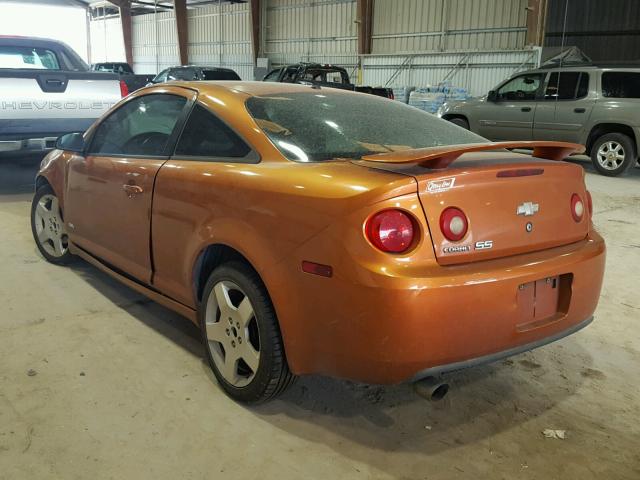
[
  {"xmin": 150, "ymin": 66, "xmax": 241, "ymax": 84},
  {"xmin": 91, "ymin": 62, "xmax": 154, "ymax": 93}
]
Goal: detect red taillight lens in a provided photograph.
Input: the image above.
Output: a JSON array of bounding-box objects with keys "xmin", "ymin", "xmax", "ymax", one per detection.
[
  {"xmin": 119, "ymin": 79, "xmax": 129, "ymax": 98},
  {"xmin": 366, "ymin": 209, "xmax": 415, "ymax": 253},
  {"xmin": 571, "ymin": 194, "xmax": 584, "ymax": 222},
  {"xmin": 586, "ymin": 191, "xmax": 593, "ymax": 219},
  {"xmin": 440, "ymin": 207, "xmax": 468, "ymax": 242}
]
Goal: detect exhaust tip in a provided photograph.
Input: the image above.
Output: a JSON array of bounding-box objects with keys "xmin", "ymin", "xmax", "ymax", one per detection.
[{"xmin": 413, "ymin": 376, "xmax": 449, "ymax": 402}]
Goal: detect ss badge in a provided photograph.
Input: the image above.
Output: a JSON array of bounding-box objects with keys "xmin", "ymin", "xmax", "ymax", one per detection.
[{"xmin": 475, "ymin": 240, "xmax": 493, "ymax": 250}]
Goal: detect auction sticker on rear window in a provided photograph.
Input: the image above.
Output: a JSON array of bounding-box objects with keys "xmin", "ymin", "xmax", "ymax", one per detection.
[{"xmin": 427, "ymin": 177, "xmax": 456, "ymax": 193}]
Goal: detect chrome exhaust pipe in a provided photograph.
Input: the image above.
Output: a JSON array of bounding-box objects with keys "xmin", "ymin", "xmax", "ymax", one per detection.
[{"xmin": 413, "ymin": 376, "xmax": 449, "ymax": 401}]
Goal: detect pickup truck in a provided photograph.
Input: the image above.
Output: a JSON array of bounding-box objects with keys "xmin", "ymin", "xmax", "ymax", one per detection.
[
  {"xmin": 90, "ymin": 62, "xmax": 154, "ymax": 93},
  {"xmin": 263, "ymin": 63, "xmax": 394, "ymax": 99},
  {"xmin": 0, "ymin": 36, "xmax": 124, "ymax": 158}
]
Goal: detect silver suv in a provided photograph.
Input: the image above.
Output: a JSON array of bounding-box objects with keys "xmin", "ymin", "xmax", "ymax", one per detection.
[{"xmin": 438, "ymin": 66, "xmax": 640, "ymax": 176}]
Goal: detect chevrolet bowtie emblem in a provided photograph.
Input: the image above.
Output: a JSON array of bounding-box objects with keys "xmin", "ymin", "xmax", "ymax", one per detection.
[{"xmin": 516, "ymin": 202, "xmax": 539, "ymax": 216}]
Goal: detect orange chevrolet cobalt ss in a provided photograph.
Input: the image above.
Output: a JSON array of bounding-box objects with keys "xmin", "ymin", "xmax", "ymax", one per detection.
[{"xmin": 32, "ymin": 82, "xmax": 605, "ymax": 403}]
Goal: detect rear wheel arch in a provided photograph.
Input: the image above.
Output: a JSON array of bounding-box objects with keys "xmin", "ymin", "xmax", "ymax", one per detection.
[
  {"xmin": 586, "ymin": 123, "xmax": 638, "ymax": 157},
  {"xmin": 193, "ymin": 244, "xmax": 264, "ymax": 305}
]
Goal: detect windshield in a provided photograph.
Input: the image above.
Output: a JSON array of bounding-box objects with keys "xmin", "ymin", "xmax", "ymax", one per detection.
[{"xmin": 245, "ymin": 91, "xmax": 486, "ymax": 162}]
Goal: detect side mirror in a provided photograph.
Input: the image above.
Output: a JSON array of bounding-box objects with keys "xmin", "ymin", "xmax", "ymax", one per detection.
[
  {"xmin": 55, "ymin": 132, "xmax": 85, "ymax": 153},
  {"xmin": 487, "ymin": 90, "xmax": 498, "ymax": 102}
]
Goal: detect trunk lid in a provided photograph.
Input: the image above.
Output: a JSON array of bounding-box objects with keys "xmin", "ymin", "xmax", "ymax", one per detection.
[{"xmin": 356, "ymin": 145, "xmax": 589, "ymax": 265}]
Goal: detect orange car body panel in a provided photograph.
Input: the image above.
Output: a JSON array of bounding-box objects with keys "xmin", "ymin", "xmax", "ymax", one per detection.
[{"xmin": 37, "ymin": 81, "xmax": 606, "ymax": 384}]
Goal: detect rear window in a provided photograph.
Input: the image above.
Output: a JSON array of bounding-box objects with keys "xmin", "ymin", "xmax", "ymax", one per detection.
[
  {"xmin": 245, "ymin": 91, "xmax": 486, "ymax": 162},
  {"xmin": 202, "ymin": 69, "xmax": 240, "ymax": 81},
  {"xmin": 0, "ymin": 46, "xmax": 60, "ymax": 69},
  {"xmin": 602, "ymin": 72, "xmax": 640, "ymax": 98}
]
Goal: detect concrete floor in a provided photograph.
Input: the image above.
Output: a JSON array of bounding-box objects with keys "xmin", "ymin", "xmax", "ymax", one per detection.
[{"xmin": 0, "ymin": 155, "xmax": 638, "ymax": 480}]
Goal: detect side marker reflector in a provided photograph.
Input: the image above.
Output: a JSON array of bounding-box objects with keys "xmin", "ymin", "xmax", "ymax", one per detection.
[{"xmin": 302, "ymin": 261, "xmax": 333, "ymax": 278}]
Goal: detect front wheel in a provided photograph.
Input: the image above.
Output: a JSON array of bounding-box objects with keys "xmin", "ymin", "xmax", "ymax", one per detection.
[
  {"xmin": 591, "ymin": 133, "xmax": 637, "ymax": 176},
  {"xmin": 199, "ymin": 261, "xmax": 295, "ymax": 403},
  {"xmin": 448, "ymin": 117, "xmax": 470, "ymax": 130},
  {"xmin": 31, "ymin": 184, "xmax": 74, "ymax": 265}
]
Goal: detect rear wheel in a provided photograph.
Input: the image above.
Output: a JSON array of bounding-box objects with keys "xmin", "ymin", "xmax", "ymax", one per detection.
[
  {"xmin": 199, "ymin": 261, "xmax": 295, "ymax": 403},
  {"xmin": 591, "ymin": 133, "xmax": 637, "ymax": 176},
  {"xmin": 31, "ymin": 184, "xmax": 74, "ymax": 265},
  {"xmin": 448, "ymin": 117, "xmax": 470, "ymax": 130}
]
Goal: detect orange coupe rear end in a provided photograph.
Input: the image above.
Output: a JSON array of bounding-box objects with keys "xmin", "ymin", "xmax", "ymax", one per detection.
[{"xmin": 33, "ymin": 82, "xmax": 605, "ymax": 403}]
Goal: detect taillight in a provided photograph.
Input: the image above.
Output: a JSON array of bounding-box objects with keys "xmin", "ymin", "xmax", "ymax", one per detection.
[
  {"xmin": 586, "ymin": 191, "xmax": 593, "ymax": 219},
  {"xmin": 366, "ymin": 209, "xmax": 415, "ymax": 253},
  {"xmin": 440, "ymin": 207, "xmax": 468, "ymax": 242},
  {"xmin": 119, "ymin": 79, "xmax": 129, "ymax": 98},
  {"xmin": 571, "ymin": 194, "xmax": 584, "ymax": 222}
]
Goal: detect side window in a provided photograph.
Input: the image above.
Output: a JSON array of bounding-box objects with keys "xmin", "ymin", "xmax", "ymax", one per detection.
[
  {"xmin": 175, "ymin": 104, "xmax": 251, "ymax": 158},
  {"xmin": 544, "ymin": 72, "xmax": 589, "ymax": 100},
  {"xmin": 89, "ymin": 94, "xmax": 187, "ymax": 156},
  {"xmin": 263, "ymin": 68, "xmax": 281, "ymax": 82},
  {"xmin": 281, "ymin": 67, "xmax": 298, "ymax": 83},
  {"xmin": 497, "ymin": 73, "xmax": 544, "ymax": 101},
  {"xmin": 602, "ymin": 72, "xmax": 640, "ymax": 98},
  {"xmin": 169, "ymin": 68, "xmax": 197, "ymax": 81}
]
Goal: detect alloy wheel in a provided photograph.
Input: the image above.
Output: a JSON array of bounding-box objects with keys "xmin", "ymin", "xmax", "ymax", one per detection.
[
  {"xmin": 204, "ymin": 280, "xmax": 261, "ymax": 388},
  {"xmin": 33, "ymin": 194, "xmax": 69, "ymax": 258},
  {"xmin": 596, "ymin": 141, "xmax": 625, "ymax": 171}
]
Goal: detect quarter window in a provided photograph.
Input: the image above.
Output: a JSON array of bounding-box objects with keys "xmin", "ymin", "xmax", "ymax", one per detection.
[
  {"xmin": 544, "ymin": 72, "xmax": 589, "ymax": 100},
  {"xmin": 497, "ymin": 73, "xmax": 545, "ymax": 101},
  {"xmin": 602, "ymin": 72, "xmax": 640, "ymax": 98},
  {"xmin": 89, "ymin": 94, "xmax": 187, "ymax": 156},
  {"xmin": 175, "ymin": 105, "xmax": 251, "ymax": 158}
]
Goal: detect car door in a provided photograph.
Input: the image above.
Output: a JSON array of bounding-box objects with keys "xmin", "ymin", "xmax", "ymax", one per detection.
[
  {"xmin": 533, "ymin": 71, "xmax": 594, "ymax": 143},
  {"xmin": 476, "ymin": 72, "xmax": 545, "ymax": 141},
  {"xmin": 64, "ymin": 88, "xmax": 194, "ymax": 284},
  {"xmin": 151, "ymin": 102, "xmax": 257, "ymax": 307}
]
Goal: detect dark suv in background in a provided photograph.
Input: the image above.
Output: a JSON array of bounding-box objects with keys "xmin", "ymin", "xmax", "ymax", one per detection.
[
  {"xmin": 439, "ymin": 66, "xmax": 640, "ymax": 176},
  {"xmin": 149, "ymin": 65, "xmax": 240, "ymax": 84}
]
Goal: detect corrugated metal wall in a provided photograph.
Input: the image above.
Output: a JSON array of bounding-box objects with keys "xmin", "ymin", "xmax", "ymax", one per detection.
[
  {"xmin": 545, "ymin": 0, "xmax": 640, "ymax": 63},
  {"xmin": 90, "ymin": 2, "xmax": 253, "ymax": 78},
  {"xmin": 265, "ymin": 0, "xmax": 357, "ymax": 65},
  {"xmin": 372, "ymin": 0, "xmax": 528, "ymax": 53},
  {"xmin": 89, "ymin": 17, "xmax": 126, "ymax": 64},
  {"xmin": 89, "ymin": 0, "xmax": 537, "ymax": 92},
  {"xmin": 187, "ymin": 2, "xmax": 254, "ymax": 80},
  {"xmin": 131, "ymin": 10, "xmax": 179, "ymax": 74}
]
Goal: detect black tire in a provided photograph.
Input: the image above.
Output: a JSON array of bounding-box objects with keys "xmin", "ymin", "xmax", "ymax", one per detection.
[
  {"xmin": 31, "ymin": 184, "xmax": 74, "ymax": 265},
  {"xmin": 198, "ymin": 261, "xmax": 295, "ymax": 403},
  {"xmin": 448, "ymin": 117, "xmax": 470, "ymax": 130},
  {"xmin": 590, "ymin": 133, "xmax": 637, "ymax": 177}
]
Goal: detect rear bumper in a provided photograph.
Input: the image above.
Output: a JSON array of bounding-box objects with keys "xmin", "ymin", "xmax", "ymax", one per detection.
[
  {"xmin": 282, "ymin": 231, "xmax": 606, "ymax": 384},
  {"xmin": 411, "ymin": 315, "xmax": 593, "ymax": 381}
]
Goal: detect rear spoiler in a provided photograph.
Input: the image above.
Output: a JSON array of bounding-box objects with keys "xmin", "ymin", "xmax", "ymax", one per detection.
[{"xmin": 360, "ymin": 141, "xmax": 584, "ymax": 169}]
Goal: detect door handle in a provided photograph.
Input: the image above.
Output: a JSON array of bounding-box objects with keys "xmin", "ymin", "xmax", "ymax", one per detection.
[
  {"xmin": 521, "ymin": 106, "xmax": 532, "ymax": 112},
  {"xmin": 122, "ymin": 184, "xmax": 143, "ymax": 196},
  {"xmin": 574, "ymin": 108, "xmax": 586, "ymax": 113}
]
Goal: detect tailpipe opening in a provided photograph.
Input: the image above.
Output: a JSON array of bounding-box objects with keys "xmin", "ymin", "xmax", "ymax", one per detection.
[{"xmin": 413, "ymin": 376, "xmax": 449, "ymax": 401}]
